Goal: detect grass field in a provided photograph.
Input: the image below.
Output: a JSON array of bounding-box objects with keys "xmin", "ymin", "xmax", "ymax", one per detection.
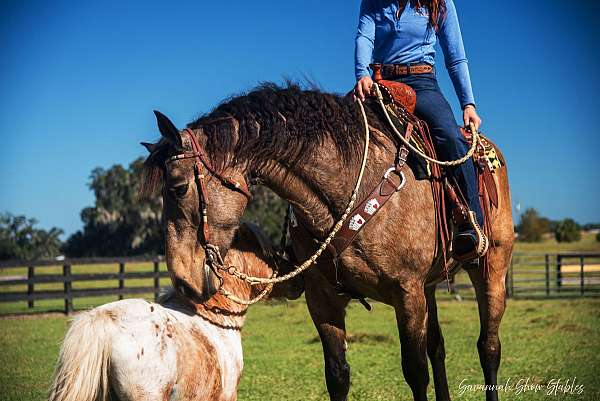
[
  {"xmin": 1, "ymin": 233, "xmax": 599, "ymax": 400},
  {"xmin": 1, "ymin": 298, "xmax": 599, "ymax": 401}
]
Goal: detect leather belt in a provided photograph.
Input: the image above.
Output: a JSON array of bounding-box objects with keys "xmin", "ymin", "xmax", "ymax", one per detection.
[{"xmin": 372, "ymin": 63, "xmax": 434, "ymax": 79}]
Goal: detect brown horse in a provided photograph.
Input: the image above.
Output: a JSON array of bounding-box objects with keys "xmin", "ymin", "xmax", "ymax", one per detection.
[{"xmin": 142, "ymin": 83, "xmax": 514, "ymax": 401}]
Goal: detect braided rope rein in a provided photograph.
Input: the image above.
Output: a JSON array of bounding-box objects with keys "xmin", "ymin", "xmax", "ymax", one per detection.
[
  {"xmin": 206, "ymin": 244, "xmax": 276, "ymax": 305},
  {"xmin": 373, "ymin": 83, "xmax": 479, "ymax": 167},
  {"xmin": 218, "ymin": 277, "xmax": 275, "ymax": 305}
]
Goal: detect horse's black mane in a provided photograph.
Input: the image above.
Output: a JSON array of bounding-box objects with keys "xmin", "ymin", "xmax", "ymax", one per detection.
[
  {"xmin": 187, "ymin": 82, "xmax": 384, "ymax": 172},
  {"xmin": 142, "ymin": 82, "xmax": 385, "ymax": 193}
]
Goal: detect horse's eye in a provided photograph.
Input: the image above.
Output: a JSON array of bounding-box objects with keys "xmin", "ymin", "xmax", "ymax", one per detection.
[{"xmin": 170, "ymin": 183, "xmax": 189, "ymax": 198}]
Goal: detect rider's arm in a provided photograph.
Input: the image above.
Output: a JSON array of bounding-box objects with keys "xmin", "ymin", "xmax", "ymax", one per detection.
[
  {"xmin": 355, "ymin": 0, "xmax": 376, "ymax": 81},
  {"xmin": 437, "ymin": 0, "xmax": 475, "ymax": 109}
]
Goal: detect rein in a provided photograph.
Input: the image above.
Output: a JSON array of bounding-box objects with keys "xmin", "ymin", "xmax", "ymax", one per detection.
[
  {"xmin": 372, "ymin": 83, "xmax": 480, "ymax": 166},
  {"xmin": 166, "ymin": 98, "xmax": 371, "ymax": 305}
]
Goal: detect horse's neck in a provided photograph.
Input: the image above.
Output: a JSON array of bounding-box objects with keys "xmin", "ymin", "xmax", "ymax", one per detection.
[{"xmin": 257, "ymin": 133, "xmax": 396, "ymax": 237}]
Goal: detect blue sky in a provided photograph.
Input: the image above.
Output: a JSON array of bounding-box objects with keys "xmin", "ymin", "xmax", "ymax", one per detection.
[{"xmin": 1, "ymin": 0, "xmax": 599, "ymax": 237}]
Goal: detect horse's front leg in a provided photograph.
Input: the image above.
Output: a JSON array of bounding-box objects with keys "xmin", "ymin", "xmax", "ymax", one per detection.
[
  {"xmin": 305, "ymin": 272, "xmax": 351, "ymax": 401},
  {"xmin": 394, "ymin": 280, "xmax": 429, "ymax": 401}
]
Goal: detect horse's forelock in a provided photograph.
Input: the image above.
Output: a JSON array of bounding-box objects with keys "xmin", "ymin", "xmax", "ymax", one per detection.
[{"xmin": 140, "ymin": 143, "xmax": 168, "ymax": 197}]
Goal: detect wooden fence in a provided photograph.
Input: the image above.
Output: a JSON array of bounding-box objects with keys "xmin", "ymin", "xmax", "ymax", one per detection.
[
  {"xmin": 0, "ymin": 257, "xmax": 168, "ymax": 315},
  {"xmin": 1, "ymin": 252, "xmax": 599, "ymax": 315},
  {"xmin": 507, "ymin": 252, "xmax": 600, "ymax": 298}
]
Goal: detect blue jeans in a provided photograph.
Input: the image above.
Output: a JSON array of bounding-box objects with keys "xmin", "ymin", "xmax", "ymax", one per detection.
[{"xmin": 393, "ymin": 72, "xmax": 484, "ymax": 227}]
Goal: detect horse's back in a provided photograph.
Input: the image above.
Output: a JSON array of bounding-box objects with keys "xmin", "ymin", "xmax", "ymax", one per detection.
[
  {"xmin": 92, "ymin": 299, "xmax": 179, "ymax": 401},
  {"xmin": 91, "ymin": 299, "xmax": 240, "ymax": 401}
]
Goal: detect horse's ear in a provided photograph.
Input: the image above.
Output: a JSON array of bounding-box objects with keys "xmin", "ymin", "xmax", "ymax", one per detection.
[
  {"xmin": 141, "ymin": 142, "xmax": 158, "ymax": 154},
  {"xmin": 153, "ymin": 110, "xmax": 182, "ymax": 147}
]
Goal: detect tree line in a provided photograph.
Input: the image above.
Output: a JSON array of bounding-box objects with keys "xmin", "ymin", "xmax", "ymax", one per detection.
[
  {"xmin": 1, "ymin": 160, "xmax": 598, "ymax": 260},
  {"xmin": 516, "ymin": 208, "xmax": 595, "ymax": 243},
  {"xmin": 0, "ymin": 158, "xmax": 287, "ymax": 260}
]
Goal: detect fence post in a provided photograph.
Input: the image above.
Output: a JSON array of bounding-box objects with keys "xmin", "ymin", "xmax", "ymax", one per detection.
[
  {"xmin": 27, "ymin": 265, "xmax": 35, "ymax": 309},
  {"xmin": 154, "ymin": 261, "xmax": 160, "ymax": 301},
  {"xmin": 580, "ymin": 255, "xmax": 585, "ymax": 296},
  {"xmin": 556, "ymin": 255, "xmax": 562, "ymax": 292},
  {"xmin": 118, "ymin": 262, "xmax": 125, "ymax": 301},
  {"xmin": 63, "ymin": 264, "xmax": 73, "ymax": 315},
  {"xmin": 545, "ymin": 254, "xmax": 550, "ymax": 296}
]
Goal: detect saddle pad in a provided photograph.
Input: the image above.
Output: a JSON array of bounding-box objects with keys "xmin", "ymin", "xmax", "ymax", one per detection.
[{"xmin": 460, "ymin": 128, "xmax": 504, "ymax": 171}]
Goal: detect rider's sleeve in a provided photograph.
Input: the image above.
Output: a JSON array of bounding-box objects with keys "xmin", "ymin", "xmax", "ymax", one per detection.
[
  {"xmin": 437, "ymin": 0, "xmax": 476, "ymax": 109},
  {"xmin": 355, "ymin": 0, "xmax": 375, "ymax": 81}
]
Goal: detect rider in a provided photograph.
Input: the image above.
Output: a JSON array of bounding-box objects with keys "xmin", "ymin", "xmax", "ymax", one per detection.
[{"xmin": 354, "ymin": 0, "xmax": 486, "ymax": 262}]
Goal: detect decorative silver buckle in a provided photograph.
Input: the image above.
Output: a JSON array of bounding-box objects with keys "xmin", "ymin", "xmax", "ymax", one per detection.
[{"xmin": 383, "ymin": 168, "xmax": 406, "ymax": 191}]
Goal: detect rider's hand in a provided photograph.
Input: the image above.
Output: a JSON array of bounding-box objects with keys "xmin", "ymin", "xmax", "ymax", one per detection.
[
  {"xmin": 354, "ymin": 76, "xmax": 374, "ymax": 102},
  {"xmin": 463, "ymin": 105, "xmax": 482, "ymax": 132}
]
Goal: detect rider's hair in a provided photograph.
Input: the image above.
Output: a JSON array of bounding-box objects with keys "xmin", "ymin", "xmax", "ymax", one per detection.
[{"xmin": 409, "ymin": 0, "xmax": 447, "ymax": 32}]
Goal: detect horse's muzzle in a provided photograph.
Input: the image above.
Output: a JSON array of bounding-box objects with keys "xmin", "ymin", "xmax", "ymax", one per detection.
[{"xmin": 173, "ymin": 265, "xmax": 220, "ymax": 304}]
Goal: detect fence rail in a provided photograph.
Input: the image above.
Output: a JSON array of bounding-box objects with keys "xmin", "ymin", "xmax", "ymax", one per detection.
[
  {"xmin": 1, "ymin": 252, "xmax": 599, "ymax": 315},
  {"xmin": 0, "ymin": 257, "xmax": 168, "ymax": 315},
  {"xmin": 507, "ymin": 252, "xmax": 600, "ymax": 298}
]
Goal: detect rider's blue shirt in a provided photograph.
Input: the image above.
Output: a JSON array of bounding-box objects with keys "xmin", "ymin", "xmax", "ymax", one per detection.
[{"xmin": 355, "ymin": 0, "xmax": 475, "ymax": 108}]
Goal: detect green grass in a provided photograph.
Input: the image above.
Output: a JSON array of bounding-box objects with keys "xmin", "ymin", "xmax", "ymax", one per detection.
[{"xmin": 1, "ymin": 298, "xmax": 599, "ymax": 401}]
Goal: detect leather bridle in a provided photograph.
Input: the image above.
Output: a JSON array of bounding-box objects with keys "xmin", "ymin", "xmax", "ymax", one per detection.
[{"xmin": 165, "ymin": 128, "xmax": 252, "ymax": 295}]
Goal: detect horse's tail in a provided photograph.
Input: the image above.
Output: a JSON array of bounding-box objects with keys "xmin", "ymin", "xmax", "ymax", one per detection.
[{"xmin": 48, "ymin": 308, "xmax": 114, "ymax": 401}]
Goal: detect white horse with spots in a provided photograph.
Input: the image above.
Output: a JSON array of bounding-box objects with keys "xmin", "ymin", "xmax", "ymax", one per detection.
[{"xmin": 48, "ymin": 224, "xmax": 303, "ymax": 401}]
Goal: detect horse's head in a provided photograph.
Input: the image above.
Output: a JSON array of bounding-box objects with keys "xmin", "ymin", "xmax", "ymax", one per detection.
[{"xmin": 142, "ymin": 111, "xmax": 250, "ymax": 303}]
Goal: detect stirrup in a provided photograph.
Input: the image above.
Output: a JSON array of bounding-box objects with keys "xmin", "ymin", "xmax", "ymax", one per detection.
[{"xmin": 452, "ymin": 211, "xmax": 489, "ymax": 263}]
